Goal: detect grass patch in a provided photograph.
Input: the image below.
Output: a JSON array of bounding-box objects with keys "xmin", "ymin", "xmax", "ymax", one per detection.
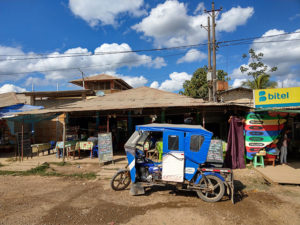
[
  {"xmin": 6, "ymin": 157, "xmax": 17, "ymax": 162},
  {"xmin": 103, "ymin": 168, "xmax": 120, "ymax": 171},
  {"xmin": 0, "ymin": 162, "xmax": 4, "ymax": 167},
  {"xmin": 49, "ymin": 161, "xmax": 71, "ymax": 166},
  {"xmin": 244, "ymin": 177, "xmax": 270, "ymax": 192},
  {"xmin": 0, "ymin": 162, "xmax": 96, "ymax": 180},
  {"xmin": 65, "ymin": 172, "xmax": 97, "ymax": 180}
]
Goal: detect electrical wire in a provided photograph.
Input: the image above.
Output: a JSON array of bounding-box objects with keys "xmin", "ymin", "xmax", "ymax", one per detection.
[
  {"xmin": 0, "ymin": 30, "xmax": 299, "ymax": 61},
  {"xmin": 0, "ymin": 43, "xmax": 206, "ymax": 61},
  {"xmin": 219, "ymin": 38, "xmax": 300, "ymax": 47},
  {"xmin": 0, "ymin": 48, "xmax": 203, "ymax": 76},
  {"xmin": 0, "ymin": 32, "xmax": 300, "ymax": 77}
]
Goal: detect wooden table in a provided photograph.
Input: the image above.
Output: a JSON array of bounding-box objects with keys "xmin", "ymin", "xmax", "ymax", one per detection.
[
  {"xmin": 76, "ymin": 141, "xmax": 94, "ymax": 159},
  {"xmin": 31, "ymin": 143, "xmax": 51, "ymax": 156},
  {"xmin": 55, "ymin": 141, "xmax": 77, "ymax": 158}
]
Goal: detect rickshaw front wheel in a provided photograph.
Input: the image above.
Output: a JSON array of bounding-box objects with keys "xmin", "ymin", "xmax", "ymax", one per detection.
[
  {"xmin": 196, "ymin": 175, "xmax": 225, "ymax": 202},
  {"xmin": 111, "ymin": 169, "xmax": 131, "ymax": 191}
]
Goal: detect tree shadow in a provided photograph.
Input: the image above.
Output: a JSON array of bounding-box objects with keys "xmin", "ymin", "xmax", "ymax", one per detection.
[{"xmin": 233, "ymin": 179, "xmax": 248, "ymax": 203}]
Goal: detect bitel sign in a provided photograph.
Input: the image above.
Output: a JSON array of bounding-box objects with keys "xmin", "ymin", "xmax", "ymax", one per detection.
[{"xmin": 254, "ymin": 87, "xmax": 300, "ymax": 108}]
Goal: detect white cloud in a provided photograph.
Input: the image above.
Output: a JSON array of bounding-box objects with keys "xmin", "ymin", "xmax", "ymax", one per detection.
[
  {"xmin": 0, "ymin": 84, "xmax": 27, "ymax": 94},
  {"xmin": 251, "ymin": 29, "xmax": 300, "ymax": 79},
  {"xmin": 151, "ymin": 57, "xmax": 167, "ymax": 68},
  {"xmin": 118, "ymin": 75, "xmax": 147, "ymax": 88},
  {"xmin": 217, "ymin": 6, "xmax": 254, "ymax": 32},
  {"xmin": 25, "ymin": 76, "xmax": 54, "ymax": 87},
  {"xmin": 151, "ymin": 72, "xmax": 192, "ymax": 92},
  {"xmin": 177, "ymin": 49, "xmax": 206, "ymax": 64},
  {"xmin": 150, "ymin": 81, "xmax": 159, "ymax": 89},
  {"xmin": 289, "ymin": 13, "xmax": 300, "ymax": 21},
  {"xmin": 0, "ymin": 43, "xmax": 166, "ymax": 85},
  {"xmin": 277, "ymin": 77, "xmax": 300, "ymax": 88},
  {"xmin": 132, "ymin": 0, "xmax": 254, "ymax": 47},
  {"xmin": 230, "ymin": 28, "xmax": 300, "ymax": 86},
  {"xmin": 69, "ymin": 0, "xmax": 145, "ymax": 27},
  {"xmin": 194, "ymin": 2, "xmax": 205, "ymax": 15},
  {"xmin": 232, "ymin": 78, "xmax": 247, "ymax": 88}
]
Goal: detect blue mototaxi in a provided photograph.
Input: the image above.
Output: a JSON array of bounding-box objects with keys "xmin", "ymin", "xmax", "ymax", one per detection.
[{"xmin": 111, "ymin": 123, "xmax": 234, "ymax": 203}]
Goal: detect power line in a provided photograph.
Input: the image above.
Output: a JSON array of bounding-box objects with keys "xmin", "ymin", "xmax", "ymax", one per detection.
[
  {"xmin": 0, "ymin": 32, "xmax": 300, "ymax": 77},
  {"xmin": 219, "ymin": 38, "xmax": 300, "ymax": 47},
  {"xmin": 0, "ymin": 43, "xmax": 205, "ymax": 61},
  {"xmin": 0, "ymin": 30, "xmax": 299, "ymax": 61},
  {"xmin": 219, "ymin": 30, "xmax": 300, "ymax": 45},
  {"xmin": 0, "ymin": 48, "xmax": 203, "ymax": 76},
  {"xmin": 0, "ymin": 36, "xmax": 299, "ymax": 76}
]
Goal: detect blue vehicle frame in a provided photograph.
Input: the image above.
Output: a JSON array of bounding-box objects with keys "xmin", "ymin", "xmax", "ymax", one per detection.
[{"xmin": 111, "ymin": 123, "xmax": 234, "ymax": 203}]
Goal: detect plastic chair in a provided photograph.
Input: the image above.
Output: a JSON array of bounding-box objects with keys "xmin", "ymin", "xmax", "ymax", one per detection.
[
  {"xmin": 253, "ymin": 155, "xmax": 264, "ymax": 168},
  {"xmin": 92, "ymin": 145, "xmax": 98, "ymax": 157},
  {"xmin": 49, "ymin": 141, "xmax": 56, "ymax": 154},
  {"xmin": 156, "ymin": 141, "xmax": 163, "ymax": 161}
]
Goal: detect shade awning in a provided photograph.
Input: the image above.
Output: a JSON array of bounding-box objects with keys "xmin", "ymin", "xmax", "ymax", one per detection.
[
  {"xmin": 0, "ymin": 104, "xmax": 44, "ymax": 119},
  {"xmin": 254, "ymin": 108, "xmax": 300, "ymax": 114}
]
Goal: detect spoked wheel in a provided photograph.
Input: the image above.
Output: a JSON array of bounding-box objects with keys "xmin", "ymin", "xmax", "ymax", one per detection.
[
  {"xmin": 196, "ymin": 175, "xmax": 225, "ymax": 202},
  {"xmin": 111, "ymin": 169, "xmax": 131, "ymax": 191}
]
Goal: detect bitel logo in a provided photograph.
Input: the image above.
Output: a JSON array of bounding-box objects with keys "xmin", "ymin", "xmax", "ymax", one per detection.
[{"xmin": 258, "ymin": 91, "xmax": 266, "ymax": 102}]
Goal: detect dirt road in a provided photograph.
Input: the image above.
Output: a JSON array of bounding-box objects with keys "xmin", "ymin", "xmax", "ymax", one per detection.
[{"xmin": 1, "ymin": 172, "xmax": 300, "ymax": 225}]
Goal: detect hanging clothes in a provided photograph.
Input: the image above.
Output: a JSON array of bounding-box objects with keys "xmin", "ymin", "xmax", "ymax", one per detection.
[{"xmin": 225, "ymin": 116, "xmax": 246, "ymax": 169}]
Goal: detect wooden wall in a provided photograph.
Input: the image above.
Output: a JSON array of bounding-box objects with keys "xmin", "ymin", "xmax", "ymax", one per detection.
[{"xmin": 34, "ymin": 114, "xmax": 65, "ymax": 143}]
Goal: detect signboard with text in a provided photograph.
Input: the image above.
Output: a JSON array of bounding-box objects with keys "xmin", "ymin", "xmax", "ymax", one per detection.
[
  {"xmin": 98, "ymin": 132, "xmax": 113, "ymax": 163},
  {"xmin": 206, "ymin": 139, "xmax": 223, "ymax": 164},
  {"xmin": 254, "ymin": 87, "xmax": 300, "ymax": 108}
]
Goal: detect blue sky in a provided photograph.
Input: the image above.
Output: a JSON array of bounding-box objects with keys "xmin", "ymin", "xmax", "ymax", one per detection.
[{"xmin": 0, "ymin": 0, "xmax": 299, "ymax": 93}]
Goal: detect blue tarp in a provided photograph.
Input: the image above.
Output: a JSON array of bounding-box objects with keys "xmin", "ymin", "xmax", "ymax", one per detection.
[
  {"xmin": 0, "ymin": 104, "xmax": 44, "ymax": 119},
  {"xmin": 4, "ymin": 113, "xmax": 61, "ymax": 124}
]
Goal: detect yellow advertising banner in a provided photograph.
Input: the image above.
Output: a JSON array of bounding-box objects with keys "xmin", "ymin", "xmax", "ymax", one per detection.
[{"xmin": 254, "ymin": 87, "xmax": 300, "ymax": 108}]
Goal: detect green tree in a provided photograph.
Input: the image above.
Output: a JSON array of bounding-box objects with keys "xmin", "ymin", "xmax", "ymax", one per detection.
[
  {"xmin": 180, "ymin": 66, "xmax": 229, "ymax": 98},
  {"xmin": 240, "ymin": 48, "xmax": 277, "ymax": 89}
]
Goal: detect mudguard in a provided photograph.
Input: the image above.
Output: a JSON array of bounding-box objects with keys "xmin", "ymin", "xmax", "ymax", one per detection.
[
  {"xmin": 126, "ymin": 151, "xmax": 136, "ymax": 183},
  {"xmin": 195, "ymin": 172, "xmax": 225, "ymax": 184}
]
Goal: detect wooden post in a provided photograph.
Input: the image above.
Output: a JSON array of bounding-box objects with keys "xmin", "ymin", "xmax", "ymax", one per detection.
[
  {"xmin": 106, "ymin": 115, "xmax": 110, "ymax": 132},
  {"xmin": 202, "ymin": 111, "xmax": 206, "ymax": 128},
  {"xmin": 128, "ymin": 111, "xmax": 132, "ymax": 135},
  {"xmin": 21, "ymin": 122, "xmax": 24, "ymax": 161},
  {"xmin": 96, "ymin": 112, "xmax": 100, "ymax": 131},
  {"xmin": 62, "ymin": 114, "xmax": 66, "ymax": 162},
  {"xmin": 196, "ymin": 111, "xmax": 200, "ymax": 125},
  {"xmin": 161, "ymin": 109, "xmax": 166, "ymax": 123}
]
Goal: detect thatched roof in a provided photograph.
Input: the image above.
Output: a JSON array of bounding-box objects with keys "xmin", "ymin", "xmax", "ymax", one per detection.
[
  {"xmin": 16, "ymin": 87, "xmax": 205, "ymax": 114},
  {"xmin": 15, "ymin": 86, "xmax": 251, "ymax": 115},
  {"xmin": 0, "ymin": 92, "xmax": 21, "ymax": 108},
  {"xmin": 67, "ymin": 86, "xmax": 205, "ymax": 110}
]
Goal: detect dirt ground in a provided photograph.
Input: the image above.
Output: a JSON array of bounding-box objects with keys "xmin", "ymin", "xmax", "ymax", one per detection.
[{"xmin": 1, "ymin": 162, "xmax": 300, "ymax": 225}]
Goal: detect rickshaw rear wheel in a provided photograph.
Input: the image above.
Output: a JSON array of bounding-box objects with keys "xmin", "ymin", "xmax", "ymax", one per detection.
[
  {"xmin": 196, "ymin": 175, "xmax": 225, "ymax": 202},
  {"xmin": 111, "ymin": 169, "xmax": 131, "ymax": 191}
]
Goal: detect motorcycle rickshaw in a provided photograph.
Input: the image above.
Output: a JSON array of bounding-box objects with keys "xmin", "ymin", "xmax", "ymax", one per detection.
[{"xmin": 111, "ymin": 124, "xmax": 234, "ymax": 203}]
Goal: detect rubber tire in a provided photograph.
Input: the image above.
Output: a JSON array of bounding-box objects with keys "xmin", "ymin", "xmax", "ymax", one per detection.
[
  {"xmin": 196, "ymin": 175, "xmax": 225, "ymax": 202},
  {"xmin": 110, "ymin": 170, "xmax": 131, "ymax": 191}
]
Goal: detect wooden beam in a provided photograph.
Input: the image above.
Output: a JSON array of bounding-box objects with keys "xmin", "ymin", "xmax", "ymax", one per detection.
[
  {"xmin": 106, "ymin": 115, "xmax": 110, "ymax": 132},
  {"xmin": 202, "ymin": 111, "xmax": 206, "ymax": 128},
  {"xmin": 62, "ymin": 113, "xmax": 66, "ymax": 162}
]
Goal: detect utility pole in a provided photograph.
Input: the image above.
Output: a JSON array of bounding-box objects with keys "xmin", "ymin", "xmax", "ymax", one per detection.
[
  {"xmin": 201, "ymin": 17, "xmax": 212, "ymax": 101},
  {"xmin": 78, "ymin": 68, "xmax": 85, "ymax": 90},
  {"xmin": 205, "ymin": 2, "xmax": 222, "ymax": 102}
]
